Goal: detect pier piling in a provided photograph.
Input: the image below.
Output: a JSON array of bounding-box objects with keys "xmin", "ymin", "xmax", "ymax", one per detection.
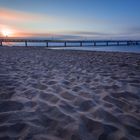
[
  {"xmin": 0, "ymin": 41, "xmax": 2, "ymax": 46},
  {"xmin": 80, "ymin": 41, "xmax": 82, "ymax": 46},
  {"xmin": 25, "ymin": 41, "xmax": 28, "ymax": 47},
  {"xmin": 127, "ymin": 41, "xmax": 129, "ymax": 46},
  {"xmin": 46, "ymin": 42, "xmax": 48, "ymax": 47},
  {"xmin": 64, "ymin": 42, "xmax": 67, "ymax": 47},
  {"xmin": 106, "ymin": 41, "xmax": 108, "ymax": 46}
]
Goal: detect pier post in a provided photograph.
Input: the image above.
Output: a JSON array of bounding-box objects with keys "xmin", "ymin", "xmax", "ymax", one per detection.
[
  {"xmin": 46, "ymin": 41, "xmax": 48, "ymax": 47},
  {"xmin": 106, "ymin": 41, "xmax": 108, "ymax": 46},
  {"xmin": 80, "ymin": 41, "xmax": 82, "ymax": 46},
  {"xmin": 64, "ymin": 42, "xmax": 67, "ymax": 47},
  {"xmin": 25, "ymin": 41, "xmax": 28, "ymax": 47},
  {"xmin": 0, "ymin": 41, "xmax": 2, "ymax": 46}
]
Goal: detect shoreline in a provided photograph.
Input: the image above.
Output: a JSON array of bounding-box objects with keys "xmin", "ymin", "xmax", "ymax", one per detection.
[{"xmin": 0, "ymin": 47, "xmax": 140, "ymax": 140}]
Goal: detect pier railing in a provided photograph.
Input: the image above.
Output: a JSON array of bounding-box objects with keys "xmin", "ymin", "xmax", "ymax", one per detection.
[{"xmin": 0, "ymin": 39, "xmax": 140, "ymax": 47}]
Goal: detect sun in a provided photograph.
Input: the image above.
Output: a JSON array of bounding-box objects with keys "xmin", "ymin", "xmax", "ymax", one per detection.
[{"xmin": 2, "ymin": 29, "xmax": 13, "ymax": 37}]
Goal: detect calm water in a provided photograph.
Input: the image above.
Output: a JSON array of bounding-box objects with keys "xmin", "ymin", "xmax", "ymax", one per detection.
[
  {"xmin": 51, "ymin": 46, "xmax": 140, "ymax": 53},
  {"xmin": 2, "ymin": 42, "xmax": 140, "ymax": 53}
]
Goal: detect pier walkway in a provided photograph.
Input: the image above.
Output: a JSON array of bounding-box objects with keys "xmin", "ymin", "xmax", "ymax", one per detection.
[{"xmin": 0, "ymin": 39, "xmax": 140, "ymax": 47}]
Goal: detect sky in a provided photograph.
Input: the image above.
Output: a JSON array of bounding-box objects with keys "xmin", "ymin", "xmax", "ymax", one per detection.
[{"xmin": 0, "ymin": 0, "xmax": 140, "ymax": 39}]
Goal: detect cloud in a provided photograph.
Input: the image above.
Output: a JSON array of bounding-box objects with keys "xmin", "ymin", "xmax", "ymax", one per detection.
[
  {"xmin": 0, "ymin": 8, "xmax": 53, "ymax": 23},
  {"xmin": 67, "ymin": 31, "xmax": 112, "ymax": 36},
  {"xmin": 0, "ymin": 8, "xmax": 58, "ymax": 35},
  {"xmin": 124, "ymin": 27, "xmax": 140, "ymax": 35},
  {"xmin": 1, "ymin": 8, "xmax": 139, "ymax": 39},
  {"xmin": 0, "ymin": 8, "xmax": 109, "ymax": 31}
]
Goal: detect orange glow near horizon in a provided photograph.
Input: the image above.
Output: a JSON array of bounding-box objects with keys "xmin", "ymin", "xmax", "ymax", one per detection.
[{"xmin": 0, "ymin": 26, "xmax": 50, "ymax": 38}]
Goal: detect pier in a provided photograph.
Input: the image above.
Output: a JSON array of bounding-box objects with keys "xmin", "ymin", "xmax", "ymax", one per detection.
[{"xmin": 0, "ymin": 39, "xmax": 140, "ymax": 47}]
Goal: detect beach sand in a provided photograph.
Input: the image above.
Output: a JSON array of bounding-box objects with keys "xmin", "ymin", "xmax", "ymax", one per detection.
[{"xmin": 0, "ymin": 47, "xmax": 140, "ymax": 140}]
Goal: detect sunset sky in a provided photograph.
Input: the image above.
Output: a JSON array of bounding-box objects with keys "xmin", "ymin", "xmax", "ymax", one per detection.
[{"xmin": 0, "ymin": 0, "xmax": 140, "ymax": 39}]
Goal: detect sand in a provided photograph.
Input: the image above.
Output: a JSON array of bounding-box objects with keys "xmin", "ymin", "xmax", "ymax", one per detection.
[{"xmin": 0, "ymin": 46, "xmax": 140, "ymax": 140}]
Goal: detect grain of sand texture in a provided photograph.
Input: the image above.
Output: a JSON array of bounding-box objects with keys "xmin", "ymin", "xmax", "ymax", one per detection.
[{"xmin": 0, "ymin": 47, "xmax": 140, "ymax": 140}]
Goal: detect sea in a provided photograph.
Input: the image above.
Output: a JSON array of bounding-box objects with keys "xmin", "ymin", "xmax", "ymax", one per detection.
[{"xmin": 2, "ymin": 41, "xmax": 140, "ymax": 53}]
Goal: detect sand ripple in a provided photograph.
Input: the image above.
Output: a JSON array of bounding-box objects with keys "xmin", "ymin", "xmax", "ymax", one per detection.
[{"xmin": 0, "ymin": 47, "xmax": 140, "ymax": 140}]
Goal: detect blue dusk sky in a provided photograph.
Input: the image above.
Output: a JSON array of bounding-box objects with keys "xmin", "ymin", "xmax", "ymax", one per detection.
[{"xmin": 0, "ymin": 0, "xmax": 140, "ymax": 39}]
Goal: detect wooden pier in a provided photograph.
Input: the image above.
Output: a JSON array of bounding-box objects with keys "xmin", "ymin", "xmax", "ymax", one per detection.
[{"xmin": 0, "ymin": 39, "xmax": 140, "ymax": 47}]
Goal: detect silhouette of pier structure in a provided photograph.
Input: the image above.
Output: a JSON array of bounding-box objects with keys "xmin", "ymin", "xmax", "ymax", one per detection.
[{"xmin": 0, "ymin": 39, "xmax": 140, "ymax": 47}]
